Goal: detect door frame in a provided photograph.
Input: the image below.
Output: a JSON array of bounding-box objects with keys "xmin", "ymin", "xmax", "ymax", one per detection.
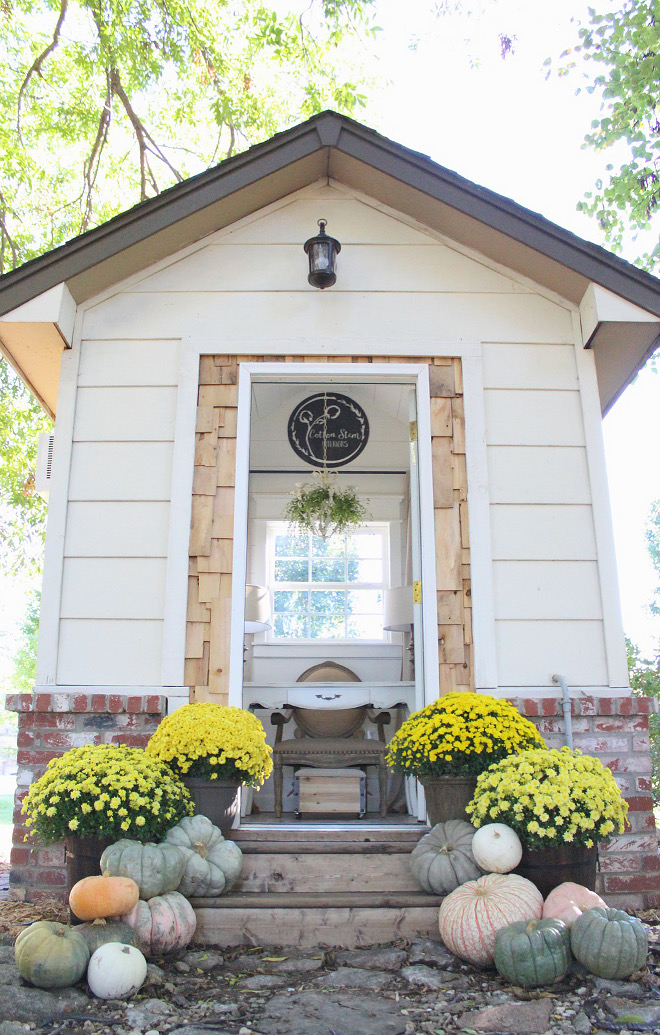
[{"xmin": 228, "ymin": 361, "xmax": 440, "ymax": 710}]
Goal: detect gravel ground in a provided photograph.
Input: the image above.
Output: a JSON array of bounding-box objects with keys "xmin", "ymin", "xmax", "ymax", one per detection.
[{"xmin": 0, "ymin": 916, "xmax": 658, "ymax": 1035}]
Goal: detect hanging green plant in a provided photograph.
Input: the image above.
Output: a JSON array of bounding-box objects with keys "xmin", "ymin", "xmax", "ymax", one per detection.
[{"xmin": 283, "ymin": 470, "xmax": 368, "ymax": 541}]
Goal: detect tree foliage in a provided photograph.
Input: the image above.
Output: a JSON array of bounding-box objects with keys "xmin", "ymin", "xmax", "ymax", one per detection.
[
  {"xmin": 0, "ymin": 0, "xmax": 378, "ymax": 574},
  {"xmin": 0, "ymin": 365, "xmax": 52, "ymax": 576},
  {"xmin": 626, "ymin": 499, "xmax": 660, "ymax": 804},
  {"xmin": 9, "ymin": 590, "xmax": 41, "ymax": 694},
  {"xmin": 569, "ymin": 1, "xmax": 660, "ymax": 270},
  {"xmin": 0, "ymin": 0, "xmax": 377, "ymax": 271}
]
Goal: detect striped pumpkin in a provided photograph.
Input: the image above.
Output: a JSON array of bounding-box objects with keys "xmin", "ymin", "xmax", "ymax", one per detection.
[{"xmin": 438, "ymin": 872, "xmax": 543, "ymax": 967}]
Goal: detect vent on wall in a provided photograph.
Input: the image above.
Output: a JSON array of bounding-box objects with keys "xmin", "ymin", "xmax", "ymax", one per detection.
[{"xmin": 35, "ymin": 433, "xmax": 55, "ymax": 498}]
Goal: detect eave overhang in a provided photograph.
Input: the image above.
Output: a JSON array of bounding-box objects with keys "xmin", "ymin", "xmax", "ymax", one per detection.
[{"xmin": 1, "ymin": 110, "xmax": 659, "ymax": 416}]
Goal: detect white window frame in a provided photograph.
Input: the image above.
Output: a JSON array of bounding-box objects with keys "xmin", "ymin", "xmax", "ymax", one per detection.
[{"xmin": 266, "ymin": 520, "xmax": 390, "ymax": 644}]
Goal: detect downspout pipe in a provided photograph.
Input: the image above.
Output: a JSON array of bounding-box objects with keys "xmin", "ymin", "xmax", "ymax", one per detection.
[{"xmin": 552, "ymin": 674, "xmax": 573, "ymax": 750}]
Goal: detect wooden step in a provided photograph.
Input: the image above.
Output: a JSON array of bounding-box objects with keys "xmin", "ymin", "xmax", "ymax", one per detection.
[
  {"xmin": 233, "ymin": 825, "xmax": 428, "ymax": 854},
  {"xmin": 234, "ymin": 851, "xmax": 420, "ymax": 893},
  {"xmin": 192, "ymin": 891, "xmax": 443, "ymax": 948}
]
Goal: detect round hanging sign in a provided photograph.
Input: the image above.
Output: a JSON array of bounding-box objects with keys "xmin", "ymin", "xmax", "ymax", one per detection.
[{"xmin": 288, "ymin": 392, "xmax": 369, "ymax": 468}]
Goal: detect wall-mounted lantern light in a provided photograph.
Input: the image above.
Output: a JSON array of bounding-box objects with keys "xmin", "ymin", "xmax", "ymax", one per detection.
[{"xmin": 303, "ymin": 219, "xmax": 341, "ymax": 289}]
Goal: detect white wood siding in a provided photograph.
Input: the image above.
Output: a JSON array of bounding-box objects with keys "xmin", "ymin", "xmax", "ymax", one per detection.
[
  {"xmin": 58, "ymin": 619, "xmax": 163, "ymax": 684},
  {"xmin": 54, "ymin": 182, "xmax": 615, "ymax": 692},
  {"xmin": 56, "ymin": 338, "xmax": 179, "ymax": 685}
]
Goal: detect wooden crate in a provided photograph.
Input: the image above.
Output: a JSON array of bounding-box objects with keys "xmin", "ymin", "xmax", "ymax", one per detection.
[{"xmin": 294, "ymin": 767, "xmax": 365, "ymax": 818}]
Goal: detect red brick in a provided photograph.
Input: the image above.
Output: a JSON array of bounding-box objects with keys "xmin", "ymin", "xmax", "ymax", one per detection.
[
  {"xmin": 28, "ymin": 889, "xmax": 68, "ymax": 904},
  {"xmin": 35, "ymin": 694, "xmax": 52, "ymax": 712},
  {"xmin": 39, "ymin": 731, "xmax": 74, "ymax": 750},
  {"xmin": 10, "ymin": 847, "xmax": 29, "ymax": 866},
  {"xmin": 604, "ymin": 873, "xmax": 660, "ymax": 893},
  {"xmin": 16, "ymin": 731, "xmax": 35, "ymax": 748},
  {"xmin": 5, "ymin": 695, "xmax": 33, "ymax": 712},
  {"xmin": 111, "ymin": 733, "xmax": 150, "ymax": 748},
  {"xmin": 633, "ymin": 697, "xmax": 654, "ymax": 714},
  {"xmin": 521, "ymin": 699, "xmax": 540, "ymax": 716},
  {"xmin": 37, "ymin": 846, "xmax": 66, "ymax": 867},
  {"xmin": 578, "ymin": 736, "xmax": 630, "ymax": 754},
  {"xmin": 72, "ymin": 695, "xmax": 89, "ymax": 713},
  {"xmin": 633, "ymin": 734, "xmax": 651, "ymax": 752},
  {"xmin": 627, "ymin": 812, "xmax": 657, "ymax": 832},
  {"xmin": 126, "ymin": 696, "xmax": 144, "ymax": 713},
  {"xmin": 607, "ymin": 833, "xmax": 659, "ymax": 853},
  {"xmin": 641, "ymin": 853, "xmax": 660, "ymax": 872},
  {"xmin": 637, "ymin": 777, "xmax": 653, "ymax": 792},
  {"xmin": 108, "ymin": 695, "xmax": 124, "ymax": 714},
  {"xmin": 594, "ymin": 717, "xmax": 626, "ymax": 733},
  {"xmin": 17, "ymin": 749, "xmax": 60, "ymax": 766},
  {"xmin": 598, "ymin": 698, "xmax": 615, "ymax": 715},
  {"xmin": 575, "ymin": 696, "xmax": 596, "ymax": 715},
  {"xmin": 91, "ymin": 694, "xmax": 108, "ymax": 713},
  {"xmin": 145, "ymin": 695, "xmax": 164, "ymax": 715},
  {"xmin": 625, "ymin": 795, "xmax": 655, "ymax": 813},
  {"xmin": 25, "ymin": 713, "xmax": 77, "ymax": 730},
  {"xmin": 597, "ymin": 852, "xmax": 641, "ymax": 873},
  {"xmin": 541, "ymin": 698, "xmax": 559, "ymax": 716}
]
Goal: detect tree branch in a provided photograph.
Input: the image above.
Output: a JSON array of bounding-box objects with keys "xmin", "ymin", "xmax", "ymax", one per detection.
[
  {"xmin": 80, "ymin": 71, "xmax": 113, "ymax": 231},
  {"xmin": 17, "ymin": 0, "xmax": 68, "ymax": 142},
  {"xmin": 109, "ymin": 68, "xmax": 184, "ymax": 199},
  {"xmin": 0, "ymin": 190, "xmax": 19, "ymax": 274}
]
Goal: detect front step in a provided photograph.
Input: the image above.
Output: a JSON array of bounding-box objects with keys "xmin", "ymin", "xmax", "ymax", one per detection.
[{"xmin": 192, "ymin": 824, "xmax": 442, "ymax": 947}]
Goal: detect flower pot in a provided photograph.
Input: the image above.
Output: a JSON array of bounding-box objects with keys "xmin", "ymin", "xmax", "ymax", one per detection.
[
  {"xmin": 65, "ymin": 835, "xmax": 113, "ymax": 924},
  {"xmin": 182, "ymin": 778, "xmax": 241, "ymax": 835},
  {"xmin": 514, "ymin": 844, "xmax": 599, "ymax": 898},
  {"xmin": 419, "ymin": 775, "xmax": 479, "ymax": 826}
]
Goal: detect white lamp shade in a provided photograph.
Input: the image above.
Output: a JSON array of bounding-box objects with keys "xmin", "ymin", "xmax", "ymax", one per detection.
[
  {"xmin": 245, "ymin": 584, "xmax": 271, "ymax": 632},
  {"xmin": 382, "ymin": 585, "xmax": 414, "ymax": 632}
]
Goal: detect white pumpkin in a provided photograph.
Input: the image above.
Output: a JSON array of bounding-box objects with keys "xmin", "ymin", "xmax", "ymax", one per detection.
[
  {"xmin": 542, "ymin": 882, "xmax": 608, "ymax": 928},
  {"xmin": 87, "ymin": 942, "xmax": 147, "ymax": 1000},
  {"xmin": 164, "ymin": 814, "xmax": 243, "ymax": 897},
  {"xmin": 471, "ymin": 823, "xmax": 523, "ymax": 873},
  {"xmin": 439, "ymin": 872, "xmax": 543, "ymax": 967}
]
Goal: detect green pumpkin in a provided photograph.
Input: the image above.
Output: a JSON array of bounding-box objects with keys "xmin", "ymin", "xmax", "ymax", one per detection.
[
  {"xmin": 494, "ymin": 917, "xmax": 571, "ymax": 988},
  {"xmin": 100, "ymin": 839, "xmax": 186, "ymax": 899},
  {"xmin": 409, "ymin": 820, "xmax": 482, "ymax": 895},
  {"xmin": 570, "ymin": 907, "xmax": 648, "ymax": 979},
  {"xmin": 164, "ymin": 814, "xmax": 243, "ymax": 896},
  {"xmin": 14, "ymin": 921, "xmax": 89, "ymax": 989},
  {"xmin": 76, "ymin": 917, "xmax": 137, "ymax": 956}
]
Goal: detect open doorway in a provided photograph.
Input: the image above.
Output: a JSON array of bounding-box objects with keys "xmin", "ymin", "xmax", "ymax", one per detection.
[{"xmin": 238, "ymin": 373, "xmax": 428, "ymax": 824}]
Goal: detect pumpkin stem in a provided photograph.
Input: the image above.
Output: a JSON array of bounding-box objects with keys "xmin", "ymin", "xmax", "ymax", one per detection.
[
  {"xmin": 121, "ymin": 945, "xmax": 131, "ymax": 955},
  {"xmin": 439, "ymin": 845, "xmax": 453, "ymax": 855},
  {"xmin": 194, "ymin": 841, "xmax": 207, "ymax": 859}
]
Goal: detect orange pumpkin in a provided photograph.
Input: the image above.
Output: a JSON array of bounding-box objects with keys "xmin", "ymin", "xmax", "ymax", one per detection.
[{"xmin": 69, "ymin": 875, "xmax": 139, "ymax": 922}]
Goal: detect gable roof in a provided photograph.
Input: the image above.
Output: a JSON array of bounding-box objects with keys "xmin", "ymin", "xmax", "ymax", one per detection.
[{"xmin": 1, "ymin": 110, "xmax": 659, "ymax": 415}]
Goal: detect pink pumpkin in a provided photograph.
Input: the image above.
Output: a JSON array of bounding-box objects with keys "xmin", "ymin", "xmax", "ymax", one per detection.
[
  {"xmin": 542, "ymin": 882, "xmax": 607, "ymax": 929},
  {"xmin": 439, "ymin": 872, "xmax": 543, "ymax": 967},
  {"xmin": 122, "ymin": 890, "xmax": 196, "ymax": 956}
]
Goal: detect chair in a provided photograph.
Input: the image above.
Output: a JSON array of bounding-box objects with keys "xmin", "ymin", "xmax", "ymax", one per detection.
[{"xmin": 271, "ymin": 664, "xmax": 391, "ymax": 818}]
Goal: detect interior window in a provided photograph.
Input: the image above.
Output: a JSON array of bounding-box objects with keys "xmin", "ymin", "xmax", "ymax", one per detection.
[{"xmin": 267, "ymin": 522, "xmax": 388, "ymax": 641}]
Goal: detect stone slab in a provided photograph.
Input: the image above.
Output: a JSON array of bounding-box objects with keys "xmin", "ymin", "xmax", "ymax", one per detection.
[{"xmin": 257, "ymin": 991, "xmax": 408, "ymax": 1035}]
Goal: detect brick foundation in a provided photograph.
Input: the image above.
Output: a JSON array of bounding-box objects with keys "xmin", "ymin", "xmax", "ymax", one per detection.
[
  {"xmin": 511, "ymin": 696, "xmax": 660, "ymax": 910},
  {"xmin": 5, "ymin": 692, "xmax": 166, "ymax": 903},
  {"xmin": 7, "ymin": 692, "xmax": 659, "ymax": 909}
]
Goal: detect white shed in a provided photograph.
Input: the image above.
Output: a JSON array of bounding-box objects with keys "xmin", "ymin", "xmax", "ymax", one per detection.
[{"xmin": 2, "ymin": 112, "xmax": 659, "ymax": 924}]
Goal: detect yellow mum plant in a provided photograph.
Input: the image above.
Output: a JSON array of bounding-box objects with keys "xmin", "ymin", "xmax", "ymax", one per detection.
[
  {"xmin": 467, "ymin": 747, "xmax": 629, "ymax": 850},
  {"xmin": 146, "ymin": 703, "xmax": 273, "ymax": 788},
  {"xmin": 386, "ymin": 692, "xmax": 545, "ymax": 777},
  {"xmin": 22, "ymin": 744, "xmax": 193, "ymax": 843}
]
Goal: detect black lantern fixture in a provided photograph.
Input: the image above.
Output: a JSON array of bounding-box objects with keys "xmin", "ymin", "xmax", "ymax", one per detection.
[{"xmin": 303, "ymin": 218, "xmax": 341, "ymax": 289}]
